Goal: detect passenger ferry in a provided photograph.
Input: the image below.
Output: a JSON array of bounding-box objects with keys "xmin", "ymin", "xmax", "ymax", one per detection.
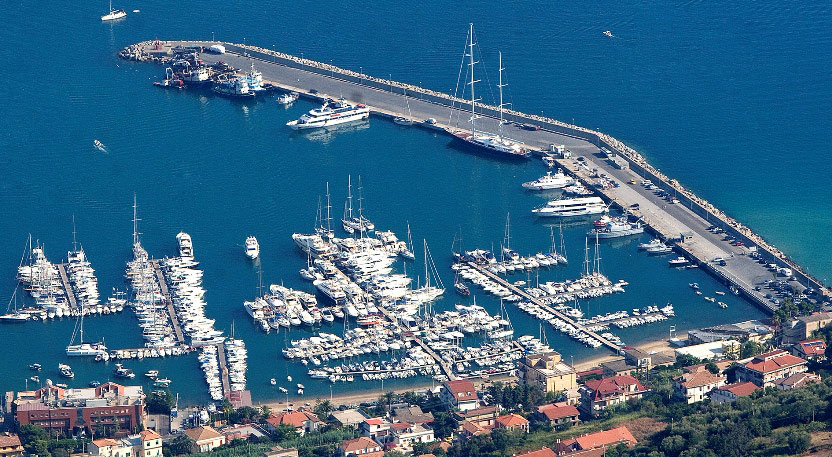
[
  {"xmin": 286, "ymin": 98, "xmax": 369, "ymax": 130},
  {"xmin": 532, "ymin": 197, "xmax": 607, "ymax": 217}
]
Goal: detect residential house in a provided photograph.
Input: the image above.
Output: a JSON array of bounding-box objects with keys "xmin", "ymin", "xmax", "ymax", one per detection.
[
  {"xmin": 391, "ymin": 406, "xmax": 433, "ymax": 425},
  {"xmin": 521, "ymin": 351, "xmax": 577, "ymax": 394},
  {"xmin": 536, "ymin": 404, "xmax": 580, "ymax": 427},
  {"xmin": 454, "ymin": 405, "xmax": 498, "ymax": 428},
  {"xmin": 389, "ymin": 423, "xmax": 434, "ymax": 451},
  {"xmin": 459, "ymin": 421, "xmax": 491, "ymax": 440},
  {"xmin": 135, "ymin": 430, "xmax": 163, "ymax": 457},
  {"xmin": 359, "ymin": 418, "xmax": 392, "ymax": 443},
  {"xmin": 791, "ymin": 339, "xmax": 827, "ymax": 362},
  {"xmin": 0, "ymin": 434, "xmax": 23, "ymax": 457},
  {"xmin": 579, "ymin": 376, "xmax": 649, "ymax": 417},
  {"xmin": 674, "ymin": 370, "xmax": 726, "ymax": 404},
  {"xmin": 710, "ymin": 382, "xmax": 759, "ymax": 404},
  {"xmin": 265, "ymin": 411, "xmax": 322, "ymax": 436},
  {"xmin": 682, "ymin": 360, "xmax": 734, "ymax": 375},
  {"xmin": 782, "ymin": 312, "xmax": 832, "ymax": 344},
  {"xmin": 183, "ymin": 426, "xmax": 226, "ymax": 453},
  {"xmin": 736, "ymin": 350, "xmax": 808, "ymax": 387},
  {"xmin": 90, "ymin": 439, "xmax": 131, "ymax": 457},
  {"xmin": 440, "ymin": 380, "xmax": 479, "ymax": 412},
  {"xmin": 220, "ymin": 424, "xmax": 266, "ymax": 442},
  {"xmin": 601, "ymin": 349, "xmax": 675, "ymax": 378},
  {"xmin": 555, "ymin": 426, "xmax": 637, "ymax": 454},
  {"xmin": 89, "ymin": 430, "xmax": 162, "ymax": 457},
  {"xmin": 494, "ymin": 414, "xmax": 529, "ymax": 433},
  {"xmin": 773, "ymin": 372, "xmax": 821, "ymax": 391},
  {"xmin": 338, "ymin": 437, "xmax": 383, "ymax": 457},
  {"xmin": 329, "ymin": 409, "xmax": 367, "ymax": 429},
  {"xmin": 513, "ymin": 448, "xmax": 556, "ymax": 457}
]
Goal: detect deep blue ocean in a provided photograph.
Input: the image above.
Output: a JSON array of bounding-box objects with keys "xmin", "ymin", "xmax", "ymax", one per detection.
[{"xmin": 0, "ymin": 1, "xmax": 828, "ymax": 405}]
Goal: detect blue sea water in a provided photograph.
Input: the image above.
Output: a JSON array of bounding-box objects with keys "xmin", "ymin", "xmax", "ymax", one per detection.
[{"xmin": 0, "ymin": 1, "xmax": 828, "ymax": 404}]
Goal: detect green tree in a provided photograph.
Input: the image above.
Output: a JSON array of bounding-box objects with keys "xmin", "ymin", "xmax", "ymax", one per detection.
[
  {"xmin": 786, "ymin": 429, "xmax": 811, "ymax": 454},
  {"xmin": 18, "ymin": 425, "xmax": 49, "ymax": 445},
  {"xmin": 167, "ymin": 435, "xmax": 194, "ymax": 456},
  {"xmin": 260, "ymin": 405, "xmax": 272, "ymax": 421},
  {"xmin": 674, "ymin": 353, "xmax": 700, "ymax": 368},
  {"xmin": 146, "ymin": 390, "xmax": 175, "ymax": 414},
  {"xmin": 740, "ymin": 340, "xmax": 766, "ymax": 359},
  {"xmin": 313, "ymin": 400, "xmax": 335, "ymax": 419},
  {"xmin": 660, "ymin": 435, "xmax": 686, "ymax": 457},
  {"xmin": 271, "ymin": 424, "xmax": 300, "ymax": 442},
  {"xmin": 704, "ymin": 361, "xmax": 719, "ymax": 374}
]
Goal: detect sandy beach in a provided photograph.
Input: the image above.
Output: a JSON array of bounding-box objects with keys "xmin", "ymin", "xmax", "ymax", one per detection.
[{"xmin": 572, "ymin": 333, "xmax": 687, "ymax": 372}]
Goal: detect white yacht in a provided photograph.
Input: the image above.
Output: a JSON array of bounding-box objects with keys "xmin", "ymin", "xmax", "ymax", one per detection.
[
  {"xmin": 66, "ymin": 312, "xmax": 107, "ymax": 356},
  {"xmin": 277, "ymin": 92, "xmax": 299, "ymax": 104},
  {"xmin": 286, "ymin": 98, "xmax": 369, "ymax": 130},
  {"xmin": 522, "ymin": 169, "xmax": 576, "ymax": 190},
  {"xmin": 101, "ymin": 0, "xmax": 126, "ymax": 21},
  {"xmin": 176, "ymin": 232, "xmax": 193, "ymax": 258},
  {"xmin": 532, "ymin": 197, "xmax": 607, "ymax": 217},
  {"xmin": 245, "ymin": 236, "xmax": 260, "ymax": 259}
]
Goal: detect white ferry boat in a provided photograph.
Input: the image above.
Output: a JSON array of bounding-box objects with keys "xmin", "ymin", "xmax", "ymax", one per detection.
[
  {"xmin": 176, "ymin": 232, "xmax": 193, "ymax": 258},
  {"xmin": 286, "ymin": 98, "xmax": 369, "ymax": 130},
  {"xmin": 532, "ymin": 197, "xmax": 607, "ymax": 217},
  {"xmin": 522, "ymin": 169, "xmax": 576, "ymax": 190},
  {"xmin": 245, "ymin": 236, "xmax": 260, "ymax": 259}
]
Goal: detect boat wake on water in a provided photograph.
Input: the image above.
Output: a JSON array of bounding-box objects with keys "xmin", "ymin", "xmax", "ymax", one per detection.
[{"xmin": 93, "ymin": 140, "xmax": 108, "ymax": 153}]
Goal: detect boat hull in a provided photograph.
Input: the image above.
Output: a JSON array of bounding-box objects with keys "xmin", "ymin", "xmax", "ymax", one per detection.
[{"xmin": 452, "ymin": 131, "xmax": 530, "ymax": 161}]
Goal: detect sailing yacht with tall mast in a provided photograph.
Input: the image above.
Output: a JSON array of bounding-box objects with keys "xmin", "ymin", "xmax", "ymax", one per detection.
[
  {"xmin": 341, "ymin": 176, "xmax": 374, "ymax": 234},
  {"xmin": 66, "ymin": 311, "xmax": 107, "ymax": 356},
  {"xmin": 101, "ymin": 0, "xmax": 126, "ymax": 21},
  {"xmin": 452, "ymin": 24, "xmax": 529, "ymax": 160}
]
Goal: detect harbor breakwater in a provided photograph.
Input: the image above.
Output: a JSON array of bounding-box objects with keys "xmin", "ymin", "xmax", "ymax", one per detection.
[{"xmin": 121, "ymin": 39, "xmax": 827, "ymax": 302}]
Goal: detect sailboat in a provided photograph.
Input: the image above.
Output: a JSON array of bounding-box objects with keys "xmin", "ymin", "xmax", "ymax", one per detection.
[
  {"xmin": 341, "ymin": 176, "xmax": 374, "ymax": 233},
  {"xmin": 66, "ymin": 311, "xmax": 107, "ymax": 356},
  {"xmin": 399, "ymin": 222, "xmax": 416, "ymax": 260},
  {"xmin": 451, "ymin": 25, "xmax": 529, "ymax": 160},
  {"xmin": 101, "ymin": 0, "xmax": 126, "ymax": 21},
  {"xmin": 393, "ymin": 89, "xmax": 414, "ymax": 126},
  {"xmin": 0, "ymin": 288, "xmax": 29, "ymax": 323}
]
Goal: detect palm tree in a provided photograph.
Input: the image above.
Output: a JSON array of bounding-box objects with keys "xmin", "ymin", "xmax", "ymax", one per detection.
[{"xmin": 260, "ymin": 405, "xmax": 271, "ymax": 421}]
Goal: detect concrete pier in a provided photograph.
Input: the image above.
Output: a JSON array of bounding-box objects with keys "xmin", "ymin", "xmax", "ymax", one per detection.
[
  {"xmin": 55, "ymin": 264, "xmax": 77, "ymax": 310},
  {"xmin": 151, "ymin": 260, "xmax": 186, "ymax": 344},
  {"xmin": 217, "ymin": 343, "xmax": 231, "ymax": 397},
  {"xmin": 124, "ymin": 40, "xmax": 828, "ymax": 314}
]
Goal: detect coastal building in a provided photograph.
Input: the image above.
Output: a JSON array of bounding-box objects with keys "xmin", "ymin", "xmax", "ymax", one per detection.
[
  {"xmin": 391, "ymin": 406, "xmax": 433, "ymax": 425},
  {"xmin": 554, "ymin": 426, "xmax": 637, "ymax": 454},
  {"xmin": 674, "ymin": 340, "xmax": 740, "ymax": 361},
  {"xmin": 182, "ymin": 426, "xmax": 226, "ymax": 453},
  {"xmin": 440, "ymin": 380, "xmax": 479, "ymax": 412},
  {"xmin": 14, "ymin": 381, "xmax": 145, "ymax": 435},
  {"xmin": 388, "ymin": 422, "xmax": 434, "ymax": 451},
  {"xmin": 265, "ymin": 411, "xmax": 322, "ymax": 436},
  {"xmin": 682, "ymin": 360, "xmax": 735, "ymax": 375},
  {"xmin": 536, "ymin": 403, "xmax": 580, "ymax": 427},
  {"xmin": 459, "ymin": 421, "xmax": 491, "ymax": 440},
  {"xmin": 338, "ymin": 437, "xmax": 383, "ymax": 457},
  {"xmin": 359, "ymin": 418, "xmax": 391, "ymax": 443},
  {"xmin": 773, "ymin": 372, "xmax": 821, "ymax": 391},
  {"xmin": 736, "ymin": 350, "xmax": 808, "ymax": 387},
  {"xmin": 520, "ymin": 351, "xmax": 577, "ymax": 394},
  {"xmin": 579, "ymin": 376, "xmax": 648, "ymax": 417},
  {"xmin": 688, "ymin": 320, "xmax": 772, "ymax": 344},
  {"xmin": 329, "ymin": 409, "xmax": 367, "ymax": 429},
  {"xmin": 0, "ymin": 433, "xmax": 23, "ymax": 457},
  {"xmin": 494, "ymin": 414, "xmax": 529, "ymax": 433},
  {"xmin": 711, "ymin": 382, "xmax": 759, "ymax": 404},
  {"xmin": 513, "ymin": 448, "xmax": 556, "ymax": 457},
  {"xmin": 790, "ymin": 339, "xmax": 827, "ymax": 362},
  {"xmin": 600, "ymin": 349, "xmax": 675, "ymax": 378},
  {"xmin": 454, "ymin": 405, "xmax": 498, "ymax": 428},
  {"xmin": 89, "ymin": 430, "xmax": 162, "ymax": 457},
  {"xmin": 674, "ymin": 371, "xmax": 726, "ymax": 404},
  {"xmin": 220, "ymin": 424, "xmax": 267, "ymax": 441},
  {"xmin": 782, "ymin": 313, "xmax": 832, "ymax": 344}
]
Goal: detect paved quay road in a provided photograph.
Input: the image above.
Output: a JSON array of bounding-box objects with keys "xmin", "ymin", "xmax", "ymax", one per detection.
[{"xmin": 141, "ymin": 41, "xmax": 800, "ymax": 313}]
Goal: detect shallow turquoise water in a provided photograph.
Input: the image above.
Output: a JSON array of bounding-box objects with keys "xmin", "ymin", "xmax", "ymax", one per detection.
[{"xmin": 0, "ymin": 0, "xmax": 827, "ymax": 404}]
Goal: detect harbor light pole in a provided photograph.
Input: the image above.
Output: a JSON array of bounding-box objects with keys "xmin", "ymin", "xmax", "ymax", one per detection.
[
  {"xmin": 360, "ymin": 66, "xmax": 363, "ymax": 84},
  {"xmin": 211, "ymin": 31, "xmax": 214, "ymax": 42}
]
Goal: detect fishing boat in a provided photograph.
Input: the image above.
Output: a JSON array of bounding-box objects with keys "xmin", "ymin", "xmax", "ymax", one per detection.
[
  {"xmin": 154, "ymin": 68, "xmax": 185, "ymax": 89},
  {"xmin": 277, "ymin": 92, "xmax": 299, "ymax": 104},
  {"xmin": 154, "ymin": 378, "xmax": 172, "ymax": 388},
  {"xmin": 451, "ymin": 30, "xmax": 529, "ymax": 160},
  {"xmin": 668, "ymin": 257, "xmax": 689, "ymax": 267},
  {"xmin": 588, "ymin": 218, "xmax": 644, "ymax": 238},
  {"xmin": 646, "ymin": 244, "xmax": 673, "ymax": 255},
  {"xmin": 59, "ymin": 363, "xmax": 74, "ymax": 379},
  {"xmin": 638, "ymin": 239, "xmax": 663, "ymax": 250},
  {"xmin": 286, "ymin": 98, "xmax": 369, "ymax": 130},
  {"xmin": 101, "ymin": 0, "xmax": 126, "ymax": 21},
  {"xmin": 29, "ymin": 363, "xmax": 42, "ymax": 371},
  {"xmin": 522, "ymin": 169, "xmax": 576, "ymax": 190},
  {"xmin": 176, "ymin": 232, "xmax": 193, "ymax": 258},
  {"xmin": 245, "ymin": 236, "xmax": 260, "ymax": 259},
  {"xmin": 179, "ymin": 63, "xmax": 211, "ymax": 85},
  {"xmin": 213, "ymin": 75, "xmax": 255, "ymax": 98},
  {"xmin": 532, "ymin": 197, "xmax": 607, "ymax": 217}
]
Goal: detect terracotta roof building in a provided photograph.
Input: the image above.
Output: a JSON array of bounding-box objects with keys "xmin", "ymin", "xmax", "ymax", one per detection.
[
  {"xmin": 674, "ymin": 370, "xmax": 726, "ymax": 404},
  {"xmin": 265, "ymin": 411, "xmax": 322, "ymax": 436},
  {"xmin": 89, "ymin": 430, "xmax": 162, "ymax": 457},
  {"xmin": 338, "ymin": 437, "xmax": 383, "ymax": 457},
  {"xmin": 494, "ymin": 414, "xmax": 529, "ymax": 433},
  {"xmin": 736, "ymin": 350, "xmax": 808, "ymax": 387},
  {"xmin": 441, "ymin": 380, "xmax": 479, "ymax": 412},
  {"xmin": 459, "ymin": 420, "xmax": 491, "ymax": 440},
  {"xmin": 183, "ymin": 426, "xmax": 226, "ymax": 453},
  {"xmin": 514, "ymin": 448, "xmax": 556, "ymax": 457},
  {"xmin": 773, "ymin": 372, "xmax": 821, "ymax": 391},
  {"xmin": 391, "ymin": 405, "xmax": 433, "ymax": 425},
  {"xmin": 555, "ymin": 426, "xmax": 636, "ymax": 454},
  {"xmin": 579, "ymin": 376, "xmax": 648, "ymax": 417},
  {"xmin": 711, "ymin": 382, "xmax": 760, "ymax": 404},
  {"xmin": 0, "ymin": 434, "xmax": 23, "ymax": 457},
  {"xmin": 791, "ymin": 339, "xmax": 827, "ymax": 361},
  {"xmin": 536, "ymin": 403, "xmax": 580, "ymax": 427},
  {"xmin": 521, "ymin": 351, "xmax": 577, "ymax": 394}
]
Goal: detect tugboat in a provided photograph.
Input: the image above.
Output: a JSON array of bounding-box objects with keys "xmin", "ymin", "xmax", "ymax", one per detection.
[{"xmin": 113, "ymin": 363, "xmax": 135, "ymax": 379}]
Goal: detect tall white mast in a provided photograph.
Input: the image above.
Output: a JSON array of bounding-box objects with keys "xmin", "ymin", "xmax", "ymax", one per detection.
[
  {"xmin": 325, "ymin": 182, "xmax": 332, "ymax": 236},
  {"xmin": 468, "ymin": 23, "xmax": 478, "ymax": 136},
  {"xmin": 498, "ymin": 51, "xmax": 506, "ymax": 137}
]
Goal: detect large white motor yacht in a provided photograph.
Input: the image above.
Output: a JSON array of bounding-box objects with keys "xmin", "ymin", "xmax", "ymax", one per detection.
[{"xmin": 286, "ymin": 99, "xmax": 369, "ymax": 130}]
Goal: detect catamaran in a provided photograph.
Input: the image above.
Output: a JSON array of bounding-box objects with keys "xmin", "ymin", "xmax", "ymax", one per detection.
[
  {"xmin": 286, "ymin": 98, "xmax": 369, "ymax": 130},
  {"xmin": 101, "ymin": 0, "xmax": 126, "ymax": 21},
  {"xmin": 451, "ymin": 25, "xmax": 529, "ymax": 160},
  {"xmin": 66, "ymin": 310, "xmax": 107, "ymax": 356}
]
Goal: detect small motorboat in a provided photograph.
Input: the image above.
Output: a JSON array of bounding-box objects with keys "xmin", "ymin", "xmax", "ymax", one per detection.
[
  {"xmin": 93, "ymin": 140, "xmax": 107, "ymax": 152},
  {"xmin": 89, "ymin": 380, "xmax": 101, "ymax": 387},
  {"xmin": 245, "ymin": 236, "xmax": 260, "ymax": 259},
  {"xmin": 270, "ymin": 378, "xmax": 277, "ymax": 386},
  {"xmin": 29, "ymin": 363, "xmax": 42, "ymax": 371},
  {"xmin": 603, "ymin": 30, "xmax": 614, "ymax": 38},
  {"xmin": 153, "ymin": 378, "xmax": 172, "ymax": 388},
  {"xmin": 145, "ymin": 370, "xmax": 159, "ymax": 379},
  {"xmin": 277, "ymin": 92, "xmax": 299, "ymax": 104}
]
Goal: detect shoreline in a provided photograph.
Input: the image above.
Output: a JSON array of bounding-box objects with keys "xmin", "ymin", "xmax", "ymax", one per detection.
[{"xmin": 572, "ymin": 332, "xmax": 688, "ymax": 372}]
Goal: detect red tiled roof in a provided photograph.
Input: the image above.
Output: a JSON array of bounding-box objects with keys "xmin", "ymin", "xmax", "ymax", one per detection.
[
  {"xmin": 537, "ymin": 404, "xmax": 580, "ymax": 421},
  {"xmin": 340, "ymin": 437, "xmax": 381, "ymax": 453},
  {"xmin": 495, "ymin": 414, "xmax": 528, "ymax": 428},
  {"xmin": 744, "ymin": 350, "xmax": 807, "ymax": 374},
  {"xmin": 583, "ymin": 375, "xmax": 647, "ymax": 401},
  {"xmin": 0, "ymin": 434, "xmax": 21, "ymax": 448},
  {"xmin": 718, "ymin": 382, "xmax": 759, "ymax": 397},
  {"xmin": 773, "ymin": 372, "xmax": 821, "ymax": 388},
  {"xmin": 267, "ymin": 411, "xmax": 321, "ymax": 428},
  {"xmin": 364, "ymin": 419, "xmax": 384, "ymax": 426},
  {"xmin": 455, "ymin": 405, "xmax": 497, "ymax": 418},
  {"xmin": 461, "ymin": 421, "xmax": 490, "ymax": 436},
  {"xmin": 390, "ymin": 422, "xmax": 411, "ymax": 431},
  {"xmin": 92, "ymin": 439, "xmax": 121, "ymax": 447},
  {"xmin": 140, "ymin": 429, "xmax": 162, "ymax": 440},
  {"xmin": 676, "ymin": 370, "xmax": 725, "ymax": 389},
  {"xmin": 572, "ymin": 426, "xmax": 636, "ymax": 450},
  {"xmin": 796, "ymin": 339, "xmax": 826, "ymax": 356},
  {"xmin": 183, "ymin": 426, "xmax": 223, "ymax": 442},
  {"xmin": 514, "ymin": 448, "xmax": 556, "ymax": 457},
  {"xmin": 444, "ymin": 380, "xmax": 478, "ymax": 401}
]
